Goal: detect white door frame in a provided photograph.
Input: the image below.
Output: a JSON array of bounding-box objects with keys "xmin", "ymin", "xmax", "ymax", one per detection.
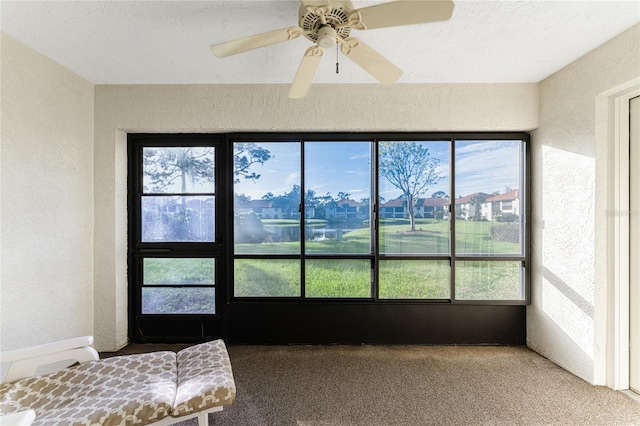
[
  {"xmin": 630, "ymin": 94, "xmax": 640, "ymax": 394},
  {"xmin": 604, "ymin": 79, "xmax": 640, "ymax": 391}
]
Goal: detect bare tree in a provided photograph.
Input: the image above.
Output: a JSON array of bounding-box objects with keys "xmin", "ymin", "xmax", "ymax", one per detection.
[{"xmin": 379, "ymin": 142, "xmax": 442, "ymax": 231}]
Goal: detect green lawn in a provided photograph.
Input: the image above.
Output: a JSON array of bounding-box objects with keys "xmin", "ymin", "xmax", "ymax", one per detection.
[
  {"xmin": 235, "ymin": 218, "xmax": 521, "ymax": 255},
  {"xmin": 234, "ymin": 258, "xmax": 300, "ymax": 297},
  {"xmin": 142, "ymin": 219, "xmax": 524, "ymax": 311},
  {"xmin": 455, "ymin": 260, "xmax": 522, "ymax": 300},
  {"xmin": 378, "ymin": 259, "xmax": 450, "ymax": 299},
  {"xmin": 233, "ymin": 219, "xmax": 522, "ymax": 300},
  {"xmin": 379, "ymin": 219, "xmax": 450, "ymax": 254},
  {"xmin": 233, "ymin": 257, "xmax": 522, "ymax": 300},
  {"xmin": 455, "ymin": 221, "xmax": 522, "ymax": 255}
]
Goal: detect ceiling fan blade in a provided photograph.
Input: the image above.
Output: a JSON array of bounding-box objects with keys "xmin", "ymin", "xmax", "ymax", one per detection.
[
  {"xmin": 349, "ymin": 0, "xmax": 454, "ymax": 30},
  {"xmin": 300, "ymin": 0, "xmax": 331, "ymax": 6},
  {"xmin": 340, "ymin": 37, "xmax": 402, "ymax": 85},
  {"xmin": 211, "ymin": 26, "xmax": 304, "ymax": 58},
  {"xmin": 289, "ymin": 46, "xmax": 324, "ymax": 99}
]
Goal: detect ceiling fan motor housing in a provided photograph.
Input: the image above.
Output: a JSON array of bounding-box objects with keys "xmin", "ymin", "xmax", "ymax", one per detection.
[{"xmin": 299, "ymin": 1, "xmax": 353, "ymax": 45}]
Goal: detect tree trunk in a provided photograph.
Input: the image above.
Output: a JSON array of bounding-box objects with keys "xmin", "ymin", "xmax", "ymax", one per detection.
[
  {"xmin": 408, "ymin": 195, "xmax": 416, "ymax": 232},
  {"xmin": 179, "ymin": 152, "xmax": 188, "ymax": 239}
]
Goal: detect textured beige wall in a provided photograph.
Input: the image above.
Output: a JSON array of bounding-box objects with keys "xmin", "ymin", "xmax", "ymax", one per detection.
[
  {"xmin": 0, "ymin": 33, "xmax": 95, "ymax": 352},
  {"xmin": 94, "ymin": 83, "xmax": 538, "ymax": 351},
  {"xmin": 529, "ymin": 23, "xmax": 640, "ymax": 384}
]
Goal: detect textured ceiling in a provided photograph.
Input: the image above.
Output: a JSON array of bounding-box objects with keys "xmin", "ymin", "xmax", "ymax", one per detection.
[{"xmin": 1, "ymin": 1, "xmax": 639, "ymax": 85}]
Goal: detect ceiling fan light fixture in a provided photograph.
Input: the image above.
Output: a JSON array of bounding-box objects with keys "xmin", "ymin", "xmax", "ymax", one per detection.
[{"xmin": 316, "ymin": 25, "xmax": 337, "ymax": 48}]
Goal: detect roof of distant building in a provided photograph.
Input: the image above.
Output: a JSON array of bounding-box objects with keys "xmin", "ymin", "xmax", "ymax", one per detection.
[
  {"xmin": 236, "ymin": 199, "xmax": 274, "ymax": 208},
  {"xmin": 335, "ymin": 199, "xmax": 360, "ymax": 207},
  {"xmin": 455, "ymin": 192, "xmax": 492, "ymax": 204},
  {"xmin": 380, "ymin": 197, "xmax": 449, "ymax": 208},
  {"xmin": 485, "ymin": 189, "xmax": 519, "ymax": 202}
]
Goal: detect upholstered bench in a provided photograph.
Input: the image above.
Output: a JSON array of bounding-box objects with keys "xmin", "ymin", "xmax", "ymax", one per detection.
[{"xmin": 0, "ymin": 337, "xmax": 235, "ymax": 426}]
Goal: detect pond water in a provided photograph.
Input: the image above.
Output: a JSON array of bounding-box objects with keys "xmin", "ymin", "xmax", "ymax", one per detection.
[{"xmin": 263, "ymin": 220, "xmax": 367, "ymax": 243}]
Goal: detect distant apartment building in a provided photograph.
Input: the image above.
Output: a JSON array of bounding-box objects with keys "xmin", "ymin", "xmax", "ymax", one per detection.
[
  {"xmin": 456, "ymin": 190, "xmax": 520, "ymax": 221},
  {"xmin": 380, "ymin": 197, "xmax": 450, "ymax": 219},
  {"xmin": 325, "ymin": 199, "xmax": 366, "ymax": 220},
  {"xmin": 482, "ymin": 189, "xmax": 520, "ymax": 221},
  {"xmin": 235, "ymin": 199, "xmax": 283, "ymax": 219},
  {"xmin": 455, "ymin": 192, "xmax": 491, "ymax": 221}
]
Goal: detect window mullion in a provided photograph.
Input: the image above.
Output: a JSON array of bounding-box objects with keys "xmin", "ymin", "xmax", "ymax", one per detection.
[
  {"xmin": 450, "ymin": 138, "xmax": 457, "ymax": 302},
  {"xmin": 300, "ymin": 140, "xmax": 306, "ymax": 300},
  {"xmin": 373, "ymin": 139, "xmax": 380, "ymax": 301}
]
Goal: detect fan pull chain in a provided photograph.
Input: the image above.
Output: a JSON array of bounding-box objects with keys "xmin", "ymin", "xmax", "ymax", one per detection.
[{"xmin": 336, "ymin": 42, "xmax": 340, "ymax": 74}]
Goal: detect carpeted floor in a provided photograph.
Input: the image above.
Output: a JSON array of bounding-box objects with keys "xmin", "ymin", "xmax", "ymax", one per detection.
[{"xmin": 104, "ymin": 344, "xmax": 640, "ymax": 425}]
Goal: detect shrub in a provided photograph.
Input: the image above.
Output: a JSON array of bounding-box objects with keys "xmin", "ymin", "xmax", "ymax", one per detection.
[
  {"xmin": 496, "ymin": 213, "xmax": 519, "ymax": 223},
  {"xmin": 235, "ymin": 212, "xmax": 270, "ymax": 243},
  {"xmin": 490, "ymin": 222, "xmax": 520, "ymax": 243}
]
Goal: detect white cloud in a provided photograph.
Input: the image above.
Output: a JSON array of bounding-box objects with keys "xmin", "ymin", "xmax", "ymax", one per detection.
[
  {"xmin": 455, "ymin": 141, "xmax": 521, "ymax": 196},
  {"xmin": 285, "ymin": 171, "xmax": 300, "ymax": 185}
]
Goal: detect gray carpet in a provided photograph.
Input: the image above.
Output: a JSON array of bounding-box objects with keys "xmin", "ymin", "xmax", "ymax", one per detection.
[{"xmin": 106, "ymin": 344, "xmax": 640, "ymax": 425}]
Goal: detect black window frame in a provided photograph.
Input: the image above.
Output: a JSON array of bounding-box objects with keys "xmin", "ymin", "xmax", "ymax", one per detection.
[
  {"xmin": 127, "ymin": 134, "xmax": 227, "ymax": 342},
  {"xmin": 127, "ymin": 131, "xmax": 530, "ymax": 345},
  {"xmin": 228, "ymin": 132, "xmax": 530, "ymax": 306}
]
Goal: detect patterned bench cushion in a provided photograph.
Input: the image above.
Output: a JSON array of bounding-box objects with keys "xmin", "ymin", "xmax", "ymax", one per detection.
[
  {"xmin": 172, "ymin": 339, "xmax": 236, "ymax": 418},
  {"xmin": 0, "ymin": 351, "xmax": 177, "ymax": 426}
]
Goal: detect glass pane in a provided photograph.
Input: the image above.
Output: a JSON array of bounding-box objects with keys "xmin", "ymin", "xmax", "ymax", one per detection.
[
  {"xmin": 304, "ymin": 142, "xmax": 372, "ymax": 255},
  {"xmin": 234, "ymin": 142, "xmax": 300, "ymax": 254},
  {"xmin": 379, "ymin": 260, "xmax": 450, "ymax": 299},
  {"xmin": 141, "ymin": 196, "xmax": 214, "ymax": 242},
  {"xmin": 305, "ymin": 259, "xmax": 370, "ymax": 298},
  {"xmin": 379, "ymin": 141, "xmax": 451, "ymax": 255},
  {"xmin": 142, "ymin": 287, "xmax": 215, "ymax": 314},
  {"xmin": 454, "ymin": 140, "xmax": 523, "ymax": 256},
  {"xmin": 143, "ymin": 147, "xmax": 214, "ymax": 193},
  {"xmin": 456, "ymin": 261, "xmax": 523, "ymax": 300},
  {"xmin": 143, "ymin": 258, "xmax": 214, "ymax": 285},
  {"xmin": 234, "ymin": 259, "xmax": 300, "ymax": 297}
]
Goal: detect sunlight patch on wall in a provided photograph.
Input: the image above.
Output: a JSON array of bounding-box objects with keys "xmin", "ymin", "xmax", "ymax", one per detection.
[{"xmin": 540, "ymin": 144, "xmax": 595, "ymax": 359}]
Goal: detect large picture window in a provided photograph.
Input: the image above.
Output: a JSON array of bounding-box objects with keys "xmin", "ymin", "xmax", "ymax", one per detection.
[
  {"xmin": 230, "ymin": 135, "xmax": 528, "ymax": 303},
  {"xmin": 129, "ymin": 132, "xmax": 529, "ymax": 344}
]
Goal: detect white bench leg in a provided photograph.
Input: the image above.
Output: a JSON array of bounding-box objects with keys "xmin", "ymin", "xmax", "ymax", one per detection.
[{"xmin": 197, "ymin": 412, "xmax": 208, "ymax": 426}]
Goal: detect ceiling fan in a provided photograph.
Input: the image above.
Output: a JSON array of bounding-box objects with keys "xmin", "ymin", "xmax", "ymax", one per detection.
[{"xmin": 210, "ymin": 0, "xmax": 454, "ymax": 98}]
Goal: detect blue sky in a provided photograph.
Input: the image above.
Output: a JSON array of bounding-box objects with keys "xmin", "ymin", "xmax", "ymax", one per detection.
[
  {"xmin": 454, "ymin": 140, "xmax": 522, "ymax": 197},
  {"xmin": 234, "ymin": 140, "xmax": 522, "ymax": 201}
]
